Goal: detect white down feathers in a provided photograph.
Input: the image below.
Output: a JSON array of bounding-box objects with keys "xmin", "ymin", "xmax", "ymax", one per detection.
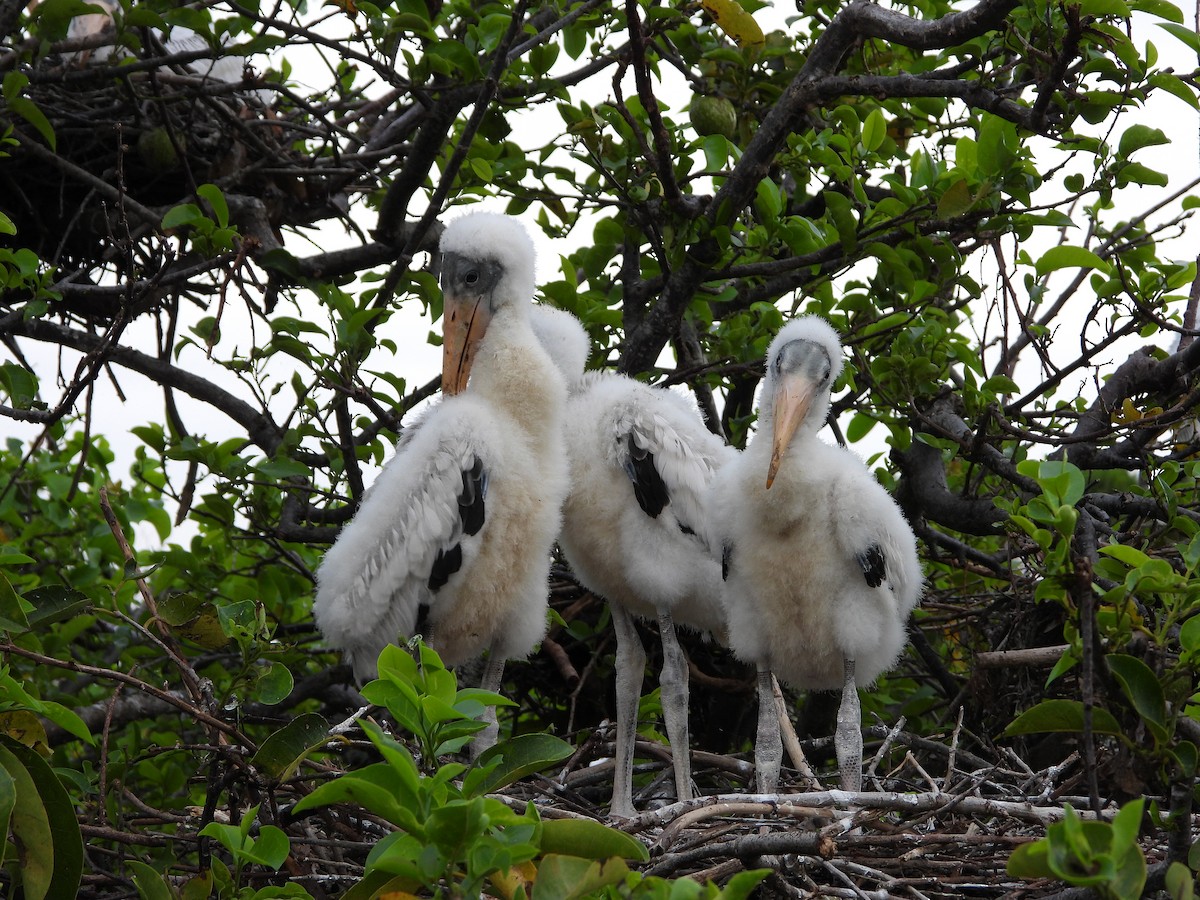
[
  {"xmin": 560, "ymin": 373, "xmax": 734, "ymax": 635},
  {"xmin": 313, "ymin": 406, "xmax": 490, "ymax": 679},
  {"xmin": 711, "ymin": 316, "xmax": 923, "ymax": 689},
  {"xmin": 313, "ymin": 214, "xmax": 569, "ymax": 682}
]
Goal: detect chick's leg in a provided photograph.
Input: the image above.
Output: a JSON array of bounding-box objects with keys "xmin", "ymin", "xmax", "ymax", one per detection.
[
  {"xmin": 755, "ymin": 664, "xmax": 782, "ymax": 794},
  {"xmin": 658, "ymin": 611, "xmax": 694, "ymax": 804},
  {"xmin": 610, "ymin": 603, "xmax": 646, "ymax": 818},
  {"xmin": 835, "ymin": 655, "xmax": 862, "ymax": 792}
]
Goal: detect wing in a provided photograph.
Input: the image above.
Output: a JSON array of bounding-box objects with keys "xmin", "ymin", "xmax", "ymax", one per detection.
[
  {"xmin": 313, "ymin": 403, "xmax": 491, "ymax": 680},
  {"xmin": 602, "ymin": 379, "xmax": 733, "ymax": 538},
  {"xmin": 830, "ymin": 448, "xmax": 924, "ymax": 613}
]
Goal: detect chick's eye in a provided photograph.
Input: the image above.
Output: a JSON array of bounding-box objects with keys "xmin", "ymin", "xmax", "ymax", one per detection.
[{"xmin": 464, "ymin": 270, "xmax": 480, "ymax": 285}]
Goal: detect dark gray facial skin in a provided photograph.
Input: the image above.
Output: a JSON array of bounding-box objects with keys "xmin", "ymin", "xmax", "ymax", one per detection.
[
  {"xmin": 440, "ymin": 253, "xmax": 505, "ymax": 312},
  {"xmin": 775, "ymin": 339, "xmax": 832, "ymax": 388}
]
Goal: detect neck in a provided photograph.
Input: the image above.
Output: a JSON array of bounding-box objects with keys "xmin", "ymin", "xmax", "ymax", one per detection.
[{"xmin": 471, "ymin": 308, "xmax": 566, "ymax": 437}]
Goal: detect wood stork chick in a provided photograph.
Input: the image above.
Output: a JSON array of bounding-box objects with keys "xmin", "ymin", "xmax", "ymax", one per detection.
[
  {"xmin": 711, "ymin": 316, "xmax": 922, "ymax": 793},
  {"xmin": 530, "ymin": 306, "xmax": 734, "ymax": 817},
  {"xmin": 313, "ymin": 212, "xmax": 570, "ymax": 749},
  {"xmin": 66, "ymin": 0, "xmax": 251, "ymax": 85}
]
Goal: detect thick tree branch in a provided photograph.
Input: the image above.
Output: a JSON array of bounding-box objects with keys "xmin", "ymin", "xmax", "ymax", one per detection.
[
  {"xmin": 893, "ymin": 439, "xmax": 1006, "ymax": 535},
  {"xmin": 5, "ymin": 317, "xmax": 284, "ymax": 454},
  {"xmin": 622, "ymin": 0, "xmax": 1020, "ymax": 373},
  {"xmin": 1065, "ymin": 338, "xmax": 1200, "ymax": 469}
]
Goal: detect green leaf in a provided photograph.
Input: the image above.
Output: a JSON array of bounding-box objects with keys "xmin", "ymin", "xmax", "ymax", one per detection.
[
  {"xmin": 0, "ymin": 761, "xmax": 15, "ymax": 872},
  {"xmin": 241, "ymin": 825, "xmax": 290, "ymax": 869},
  {"xmin": 1003, "ymin": 699, "xmax": 1123, "ymax": 737},
  {"xmin": 37, "ymin": 701, "xmax": 93, "ymax": 745},
  {"xmin": 1180, "ymin": 614, "xmax": 1200, "ymax": 656},
  {"xmin": 937, "ymin": 178, "xmax": 974, "ymax": 218},
  {"xmin": 127, "ymin": 860, "xmax": 175, "ymax": 900},
  {"xmin": 1035, "ymin": 245, "xmax": 1111, "ymax": 277},
  {"xmin": 22, "ymin": 587, "xmax": 90, "ymax": 629},
  {"xmin": 0, "ymin": 741, "xmax": 53, "ymax": 900},
  {"xmin": 823, "ymin": 190, "xmax": 857, "ymax": 251},
  {"xmin": 1109, "ymin": 797, "xmax": 1144, "ymax": 852},
  {"xmin": 861, "ymin": 108, "xmax": 886, "ymax": 153},
  {"xmin": 162, "ymin": 203, "xmax": 206, "ymax": 231},
  {"xmin": 699, "ymin": 0, "xmax": 765, "ymax": 46},
  {"xmin": 1116, "ymin": 161, "xmax": 1169, "ymax": 188},
  {"xmin": 1148, "ymin": 71, "xmax": 1199, "ymax": 108},
  {"xmin": 465, "ymin": 733, "xmax": 574, "ymax": 796},
  {"xmin": 1158, "ymin": 21, "xmax": 1200, "ymax": 54},
  {"xmin": 196, "ymin": 184, "xmax": 229, "ymax": 229},
  {"xmin": 1106, "ymin": 654, "xmax": 1168, "ymax": 739},
  {"xmin": 1131, "ymin": 0, "xmax": 1183, "ymax": 20},
  {"xmin": 531, "ymin": 855, "xmax": 631, "ymax": 900},
  {"xmin": 1008, "ymin": 837, "xmax": 1054, "ymax": 879},
  {"xmin": 845, "ymin": 413, "xmax": 877, "ymax": 443},
  {"xmin": 1165, "ymin": 861, "xmax": 1195, "ymax": 900},
  {"xmin": 1172, "ymin": 741, "xmax": 1197, "ymax": 778},
  {"xmin": 469, "ymin": 157, "xmax": 493, "ymax": 182},
  {"xmin": 982, "ymin": 374, "xmax": 1020, "ymax": 395},
  {"xmin": 252, "ymin": 713, "xmax": 330, "ymax": 781},
  {"xmin": 1078, "ymin": 0, "xmax": 1129, "ymax": 15},
  {"xmin": 0, "ymin": 212, "xmax": 15, "ymax": 236},
  {"xmin": 0, "ymin": 575, "xmax": 31, "ymax": 634},
  {"xmin": 7, "ymin": 97, "xmax": 56, "ymax": 151},
  {"xmin": 1118, "ymin": 124, "xmax": 1169, "ymax": 157},
  {"xmin": 539, "ymin": 818, "xmax": 650, "ymax": 862},
  {"xmin": 256, "ymin": 662, "xmax": 294, "ymax": 705},
  {"xmin": 754, "ymin": 178, "xmax": 782, "ymax": 219},
  {"xmin": 260, "ymin": 248, "xmax": 301, "ymax": 278},
  {"xmin": 0, "ymin": 736, "xmax": 83, "ymax": 900},
  {"xmin": 1098, "ymin": 544, "xmax": 1151, "ymax": 569},
  {"xmin": 720, "ymin": 870, "xmax": 773, "ymax": 899}
]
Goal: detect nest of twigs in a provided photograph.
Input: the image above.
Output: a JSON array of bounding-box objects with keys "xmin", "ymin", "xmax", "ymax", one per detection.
[
  {"xmin": 118, "ymin": 718, "xmax": 1177, "ymax": 900},
  {"xmin": 2, "ymin": 46, "xmax": 344, "ymax": 281}
]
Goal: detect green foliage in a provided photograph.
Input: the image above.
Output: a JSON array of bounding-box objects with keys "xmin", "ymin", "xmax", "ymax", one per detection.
[
  {"xmin": 3, "ymin": 0, "xmax": 1200, "ymax": 889},
  {"xmin": 0, "ymin": 735, "xmax": 83, "ymax": 900},
  {"xmin": 161, "ymin": 184, "xmax": 240, "ymax": 255},
  {"xmin": 361, "ymin": 642, "xmax": 509, "ymax": 766},
  {"xmin": 1008, "ymin": 800, "xmax": 1147, "ymax": 899},
  {"xmin": 292, "ymin": 643, "xmax": 645, "ymax": 898}
]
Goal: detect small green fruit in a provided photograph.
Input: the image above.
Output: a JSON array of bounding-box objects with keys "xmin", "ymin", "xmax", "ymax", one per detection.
[
  {"xmin": 689, "ymin": 95, "xmax": 737, "ymax": 139},
  {"xmin": 137, "ymin": 126, "xmax": 183, "ymax": 172}
]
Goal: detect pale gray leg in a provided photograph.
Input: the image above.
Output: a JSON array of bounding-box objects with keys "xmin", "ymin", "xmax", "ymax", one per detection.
[
  {"xmin": 610, "ymin": 603, "xmax": 646, "ymax": 818},
  {"xmin": 755, "ymin": 664, "xmax": 782, "ymax": 794},
  {"xmin": 835, "ymin": 656, "xmax": 862, "ymax": 791},
  {"xmin": 472, "ymin": 649, "xmax": 505, "ymax": 759},
  {"xmin": 657, "ymin": 611, "xmax": 694, "ymax": 804}
]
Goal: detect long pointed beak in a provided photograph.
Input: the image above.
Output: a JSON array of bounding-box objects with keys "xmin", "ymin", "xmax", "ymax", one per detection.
[
  {"xmin": 766, "ymin": 372, "xmax": 817, "ymax": 489},
  {"xmin": 441, "ymin": 292, "xmax": 492, "ymax": 395}
]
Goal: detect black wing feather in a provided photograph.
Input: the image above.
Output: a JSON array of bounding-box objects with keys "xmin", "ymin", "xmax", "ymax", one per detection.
[
  {"xmin": 622, "ymin": 434, "xmax": 669, "ymax": 518},
  {"xmin": 856, "ymin": 544, "xmax": 886, "ymax": 588},
  {"xmin": 428, "ymin": 544, "xmax": 462, "ymax": 591},
  {"xmin": 460, "ymin": 456, "xmax": 488, "ymax": 536},
  {"xmin": 427, "ymin": 456, "xmax": 488, "ymax": 592}
]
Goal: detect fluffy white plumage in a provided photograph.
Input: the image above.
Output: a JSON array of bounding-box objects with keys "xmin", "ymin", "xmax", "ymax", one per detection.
[
  {"xmin": 313, "ymin": 213, "xmax": 569, "ymax": 700},
  {"xmin": 711, "ymin": 315, "xmax": 922, "ymax": 792},
  {"xmin": 531, "ymin": 304, "xmax": 733, "ymax": 816},
  {"xmin": 66, "ymin": 0, "xmax": 250, "ymax": 86}
]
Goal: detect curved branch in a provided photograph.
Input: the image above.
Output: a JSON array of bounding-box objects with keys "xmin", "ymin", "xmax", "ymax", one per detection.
[
  {"xmin": 5, "ymin": 317, "xmax": 284, "ymax": 454},
  {"xmin": 622, "ymin": 0, "xmax": 1020, "ymax": 374},
  {"xmin": 1065, "ymin": 337, "xmax": 1200, "ymax": 469},
  {"xmin": 893, "ymin": 439, "xmax": 1006, "ymax": 536}
]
